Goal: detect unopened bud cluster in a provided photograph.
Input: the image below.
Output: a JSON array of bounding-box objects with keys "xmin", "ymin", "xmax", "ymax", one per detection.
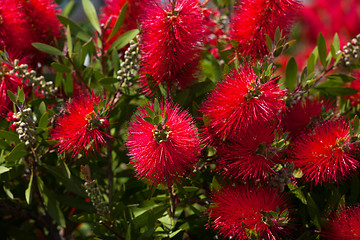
[
  {"xmin": 11, "ymin": 108, "xmax": 37, "ymax": 147},
  {"xmin": 116, "ymin": 37, "xmax": 140, "ymax": 86},
  {"xmin": 84, "ymin": 180, "xmax": 109, "ymax": 216},
  {"xmin": 269, "ymin": 165, "xmax": 294, "ymax": 192},
  {"xmin": 339, "ymin": 34, "xmax": 360, "ymax": 67},
  {"xmin": 10, "ymin": 59, "xmax": 57, "ymax": 97}
]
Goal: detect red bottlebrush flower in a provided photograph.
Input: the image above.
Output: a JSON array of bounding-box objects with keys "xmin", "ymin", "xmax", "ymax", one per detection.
[
  {"xmin": 209, "ymin": 185, "xmax": 292, "ymax": 240},
  {"xmin": 230, "ymin": 0, "xmax": 300, "ymax": 60},
  {"xmin": 200, "ymin": 66, "xmax": 285, "ymax": 144},
  {"xmin": 99, "ymin": 0, "xmax": 143, "ymax": 51},
  {"xmin": 322, "ymin": 205, "xmax": 360, "ymax": 239},
  {"xmin": 0, "ymin": 0, "xmax": 32, "ymax": 52},
  {"xmin": 51, "ymin": 95, "xmax": 110, "ymax": 157},
  {"xmin": 0, "ymin": 73, "xmax": 25, "ymax": 117},
  {"xmin": 18, "ymin": 0, "xmax": 63, "ymax": 64},
  {"xmin": 139, "ymin": 0, "xmax": 204, "ymax": 95},
  {"xmin": 126, "ymin": 101, "xmax": 201, "ymax": 186},
  {"xmin": 281, "ymin": 97, "xmax": 332, "ymax": 137},
  {"xmin": 217, "ymin": 122, "xmax": 280, "ymax": 182},
  {"xmin": 290, "ymin": 119, "xmax": 359, "ymax": 186}
]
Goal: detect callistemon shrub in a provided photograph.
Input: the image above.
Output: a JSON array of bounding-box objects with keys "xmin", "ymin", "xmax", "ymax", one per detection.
[{"xmin": 3, "ymin": 0, "xmax": 360, "ymax": 239}]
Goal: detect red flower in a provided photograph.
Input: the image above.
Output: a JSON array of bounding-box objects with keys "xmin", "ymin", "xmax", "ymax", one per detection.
[
  {"xmin": 126, "ymin": 101, "xmax": 201, "ymax": 185},
  {"xmin": 230, "ymin": 0, "xmax": 300, "ymax": 60},
  {"xmin": 51, "ymin": 95, "xmax": 110, "ymax": 157},
  {"xmin": 217, "ymin": 121, "xmax": 280, "ymax": 182},
  {"xmin": 209, "ymin": 185, "xmax": 291, "ymax": 240},
  {"xmin": 18, "ymin": 0, "xmax": 63, "ymax": 64},
  {"xmin": 200, "ymin": 66, "xmax": 285, "ymax": 144},
  {"xmin": 139, "ymin": 0, "xmax": 204, "ymax": 95},
  {"xmin": 0, "ymin": 0, "xmax": 32, "ymax": 52},
  {"xmin": 281, "ymin": 97, "xmax": 332, "ymax": 137},
  {"xmin": 290, "ymin": 119, "xmax": 359, "ymax": 186},
  {"xmin": 322, "ymin": 205, "xmax": 360, "ymax": 239},
  {"xmin": 99, "ymin": 0, "xmax": 143, "ymax": 51},
  {"xmin": 0, "ymin": 73, "xmax": 25, "ymax": 117}
]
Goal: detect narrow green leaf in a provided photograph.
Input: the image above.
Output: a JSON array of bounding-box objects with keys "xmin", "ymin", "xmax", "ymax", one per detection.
[
  {"xmin": 307, "ymin": 53, "xmax": 316, "ymax": 74},
  {"xmin": 82, "ymin": 0, "xmax": 101, "ymax": 33},
  {"xmin": 154, "ymin": 115, "xmax": 163, "ymax": 125},
  {"xmin": 108, "ymin": 29, "xmax": 139, "ymax": 52},
  {"xmin": 317, "ymin": 33, "xmax": 327, "ymax": 68},
  {"xmin": 285, "ymin": 57, "xmax": 298, "ymax": 92},
  {"xmin": 144, "ymin": 117, "xmax": 154, "ymax": 125},
  {"xmin": 64, "ymin": 73, "xmax": 73, "ymax": 97},
  {"xmin": 112, "ymin": 49, "xmax": 120, "ymax": 74},
  {"xmin": 3, "ymin": 186, "xmax": 14, "ymax": 199},
  {"xmin": 61, "ymin": 160, "xmax": 71, "ymax": 179},
  {"xmin": 5, "ymin": 143, "xmax": 28, "ymax": 163},
  {"xmin": 38, "ymin": 112, "xmax": 49, "ymax": 129},
  {"xmin": 107, "ymin": 2, "xmax": 128, "ymax": 42},
  {"xmin": 98, "ymin": 77, "xmax": 118, "ymax": 85},
  {"xmin": 146, "ymin": 107, "xmax": 155, "ymax": 119},
  {"xmin": 25, "ymin": 170, "xmax": 34, "ymax": 204},
  {"xmin": 7, "ymin": 90, "xmax": 17, "ymax": 103},
  {"xmin": 51, "ymin": 63, "xmax": 71, "ymax": 73},
  {"xmin": 265, "ymin": 34, "xmax": 273, "ymax": 52},
  {"xmin": 62, "ymin": 0, "xmax": 75, "ymax": 17},
  {"xmin": 66, "ymin": 25, "xmax": 73, "ymax": 56},
  {"xmin": 0, "ymin": 166, "xmax": 10, "ymax": 174},
  {"xmin": 32, "ymin": 43, "xmax": 63, "ymax": 56},
  {"xmin": 332, "ymin": 33, "xmax": 340, "ymax": 52},
  {"xmin": 57, "ymin": 15, "xmax": 84, "ymax": 36},
  {"xmin": 274, "ymin": 27, "xmax": 281, "ymax": 43},
  {"xmin": 18, "ymin": 88, "xmax": 25, "ymax": 103},
  {"xmin": 0, "ymin": 130, "xmax": 20, "ymax": 143}
]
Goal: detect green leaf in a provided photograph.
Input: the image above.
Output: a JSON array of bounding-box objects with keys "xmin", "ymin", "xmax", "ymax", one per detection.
[
  {"xmin": 25, "ymin": 170, "xmax": 34, "ymax": 204},
  {"xmin": 132, "ymin": 204, "xmax": 168, "ymax": 229},
  {"xmin": 317, "ymin": 33, "xmax": 327, "ymax": 68},
  {"xmin": 307, "ymin": 53, "xmax": 316, "ymax": 74},
  {"xmin": 82, "ymin": 0, "xmax": 101, "ymax": 33},
  {"xmin": 0, "ymin": 130, "xmax": 20, "ymax": 144},
  {"xmin": 0, "ymin": 166, "xmax": 10, "ymax": 174},
  {"xmin": 3, "ymin": 186, "xmax": 14, "ymax": 199},
  {"xmin": 51, "ymin": 62, "xmax": 71, "ymax": 73},
  {"xmin": 37, "ymin": 177, "xmax": 66, "ymax": 227},
  {"xmin": 285, "ymin": 57, "xmax": 298, "ymax": 92},
  {"xmin": 7, "ymin": 90, "xmax": 17, "ymax": 103},
  {"xmin": 18, "ymin": 88, "xmax": 25, "ymax": 103},
  {"xmin": 107, "ymin": 2, "xmax": 128, "ymax": 42},
  {"xmin": 32, "ymin": 43, "xmax": 63, "ymax": 56},
  {"xmin": 62, "ymin": 0, "xmax": 75, "ymax": 17},
  {"xmin": 153, "ymin": 99, "xmax": 160, "ymax": 115},
  {"xmin": 144, "ymin": 117, "xmax": 154, "ymax": 125},
  {"xmin": 154, "ymin": 115, "xmax": 163, "ymax": 125},
  {"xmin": 98, "ymin": 77, "xmax": 118, "ymax": 85},
  {"xmin": 38, "ymin": 112, "xmax": 49, "ymax": 129},
  {"xmin": 326, "ymin": 74, "xmax": 356, "ymax": 83},
  {"xmin": 317, "ymin": 87, "xmax": 358, "ymax": 96},
  {"xmin": 332, "ymin": 33, "xmax": 340, "ymax": 52},
  {"xmin": 5, "ymin": 143, "xmax": 28, "ymax": 164},
  {"xmin": 306, "ymin": 193, "xmax": 321, "ymax": 230},
  {"xmin": 274, "ymin": 27, "xmax": 281, "ymax": 43},
  {"xmin": 64, "ymin": 73, "xmax": 73, "ymax": 97},
  {"xmin": 265, "ymin": 34, "xmax": 273, "ymax": 52},
  {"xmin": 57, "ymin": 15, "xmax": 85, "ymax": 36},
  {"xmin": 108, "ymin": 29, "xmax": 139, "ymax": 52},
  {"xmin": 146, "ymin": 107, "xmax": 155, "ymax": 119},
  {"xmin": 66, "ymin": 25, "xmax": 73, "ymax": 56}
]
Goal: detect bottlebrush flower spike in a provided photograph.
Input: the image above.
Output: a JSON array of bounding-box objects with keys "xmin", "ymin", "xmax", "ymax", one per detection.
[
  {"xmin": 230, "ymin": 0, "xmax": 300, "ymax": 60},
  {"xmin": 200, "ymin": 66, "xmax": 285, "ymax": 144},
  {"xmin": 0, "ymin": 0, "xmax": 31, "ymax": 53},
  {"xmin": 281, "ymin": 97, "xmax": 332, "ymax": 137},
  {"xmin": 18, "ymin": 0, "xmax": 63, "ymax": 64},
  {"xmin": 290, "ymin": 119, "xmax": 359, "ymax": 186},
  {"xmin": 0, "ymin": 72, "xmax": 24, "ymax": 117},
  {"xmin": 51, "ymin": 95, "xmax": 110, "ymax": 157},
  {"xmin": 209, "ymin": 185, "xmax": 292, "ymax": 240},
  {"xmin": 126, "ymin": 101, "xmax": 201, "ymax": 186},
  {"xmin": 322, "ymin": 205, "xmax": 360, "ymax": 239},
  {"xmin": 217, "ymin": 121, "xmax": 280, "ymax": 182},
  {"xmin": 139, "ymin": 0, "xmax": 204, "ymax": 95}
]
